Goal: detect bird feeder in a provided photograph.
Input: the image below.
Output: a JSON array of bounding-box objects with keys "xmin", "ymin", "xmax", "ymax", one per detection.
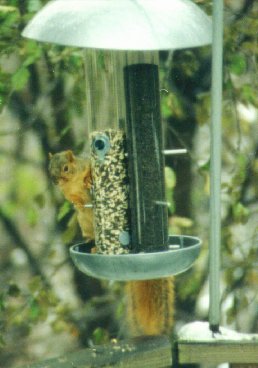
[{"xmin": 22, "ymin": 1, "xmax": 211, "ymax": 281}]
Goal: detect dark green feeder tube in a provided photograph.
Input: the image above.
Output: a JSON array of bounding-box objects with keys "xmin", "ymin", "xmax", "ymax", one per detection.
[{"xmin": 124, "ymin": 63, "xmax": 168, "ymax": 252}]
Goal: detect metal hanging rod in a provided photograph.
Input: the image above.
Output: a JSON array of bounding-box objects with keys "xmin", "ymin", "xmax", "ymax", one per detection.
[{"xmin": 163, "ymin": 149, "xmax": 188, "ymax": 155}]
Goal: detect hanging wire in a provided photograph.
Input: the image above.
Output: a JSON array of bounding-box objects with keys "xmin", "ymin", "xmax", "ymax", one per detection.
[{"xmin": 209, "ymin": 0, "xmax": 224, "ymax": 332}]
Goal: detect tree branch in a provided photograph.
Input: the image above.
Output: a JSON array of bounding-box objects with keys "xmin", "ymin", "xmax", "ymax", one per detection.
[{"xmin": 0, "ymin": 207, "xmax": 50, "ymax": 287}]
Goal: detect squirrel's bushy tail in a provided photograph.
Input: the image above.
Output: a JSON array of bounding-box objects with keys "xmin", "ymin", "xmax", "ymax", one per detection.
[{"xmin": 125, "ymin": 277, "xmax": 174, "ymax": 336}]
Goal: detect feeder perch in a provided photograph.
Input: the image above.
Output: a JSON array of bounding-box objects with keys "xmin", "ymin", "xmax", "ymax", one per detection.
[{"xmin": 23, "ymin": 0, "xmax": 212, "ymax": 280}]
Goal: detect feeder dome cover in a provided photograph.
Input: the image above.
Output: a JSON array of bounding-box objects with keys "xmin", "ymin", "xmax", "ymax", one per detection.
[{"xmin": 22, "ymin": 0, "xmax": 212, "ymax": 50}]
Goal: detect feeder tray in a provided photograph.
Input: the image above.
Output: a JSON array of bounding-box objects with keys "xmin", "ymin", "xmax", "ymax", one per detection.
[{"xmin": 70, "ymin": 235, "xmax": 201, "ymax": 281}]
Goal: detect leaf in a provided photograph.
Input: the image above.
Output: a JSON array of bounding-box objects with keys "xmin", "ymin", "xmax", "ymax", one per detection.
[
  {"xmin": 172, "ymin": 216, "xmax": 193, "ymax": 228},
  {"xmin": 165, "ymin": 166, "xmax": 176, "ymax": 189},
  {"xmin": 29, "ymin": 298, "xmax": 41, "ymax": 321},
  {"xmin": 28, "ymin": 276, "xmax": 42, "ymax": 293},
  {"xmin": 11, "ymin": 67, "xmax": 29, "ymax": 91},
  {"xmin": 0, "ymin": 5, "xmax": 19, "ymax": 28},
  {"xmin": 51, "ymin": 319, "xmax": 69, "ymax": 333},
  {"xmin": 60, "ymin": 124, "xmax": 72, "ymax": 138},
  {"xmin": 198, "ymin": 159, "xmax": 210, "ymax": 173},
  {"xmin": 165, "ymin": 167, "xmax": 176, "ymax": 213},
  {"xmin": 61, "ymin": 214, "xmax": 78, "ymax": 244},
  {"xmin": 7, "ymin": 283, "xmax": 20, "ymax": 297},
  {"xmin": 0, "ymin": 334, "xmax": 6, "ymax": 349},
  {"xmin": 69, "ymin": 52, "xmax": 83, "ymax": 69},
  {"xmin": 26, "ymin": 207, "xmax": 38, "ymax": 227},
  {"xmin": 232, "ymin": 153, "xmax": 248, "ymax": 188},
  {"xmin": 232, "ymin": 202, "xmax": 250, "ymax": 224},
  {"xmin": 241, "ymin": 84, "xmax": 257, "ymax": 106},
  {"xmin": 195, "ymin": 93, "xmax": 211, "ymax": 125},
  {"xmin": 92, "ymin": 327, "xmax": 109, "ymax": 345},
  {"xmin": 229, "ymin": 54, "xmax": 246, "ymax": 76},
  {"xmin": 226, "ymin": 306, "xmax": 235, "ymax": 325},
  {"xmin": 161, "ymin": 94, "xmax": 172, "ymax": 119},
  {"xmin": 33, "ymin": 193, "xmax": 46, "ymax": 208},
  {"xmin": 27, "ymin": 0, "xmax": 42, "ymax": 13},
  {"xmin": 57, "ymin": 201, "xmax": 72, "ymax": 221},
  {"xmin": 0, "ymin": 5, "xmax": 17, "ymax": 13},
  {"xmin": 23, "ymin": 41, "xmax": 42, "ymax": 67},
  {"xmin": 0, "ymin": 293, "xmax": 5, "ymax": 311},
  {"xmin": 1, "ymin": 201, "xmax": 16, "ymax": 219}
]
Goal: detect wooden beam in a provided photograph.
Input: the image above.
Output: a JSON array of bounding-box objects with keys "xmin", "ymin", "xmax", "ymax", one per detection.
[
  {"xmin": 177, "ymin": 322, "xmax": 258, "ymax": 365},
  {"xmin": 231, "ymin": 365, "xmax": 258, "ymax": 368},
  {"xmin": 19, "ymin": 323, "xmax": 258, "ymax": 367},
  {"xmin": 21, "ymin": 335, "xmax": 172, "ymax": 368},
  {"xmin": 178, "ymin": 341, "xmax": 258, "ymax": 365}
]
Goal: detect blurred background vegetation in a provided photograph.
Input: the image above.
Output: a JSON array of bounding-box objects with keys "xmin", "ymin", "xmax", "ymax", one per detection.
[{"xmin": 0, "ymin": 0, "xmax": 257, "ymax": 367}]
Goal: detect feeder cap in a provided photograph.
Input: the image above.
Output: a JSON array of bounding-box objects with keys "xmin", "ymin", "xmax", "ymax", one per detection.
[{"xmin": 22, "ymin": 0, "xmax": 212, "ymax": 50}]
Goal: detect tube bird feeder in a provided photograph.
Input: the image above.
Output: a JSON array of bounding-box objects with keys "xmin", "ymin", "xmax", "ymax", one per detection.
[{"xmin": 22, "ymin": 1, "xmax": 212, "ymax": 281}]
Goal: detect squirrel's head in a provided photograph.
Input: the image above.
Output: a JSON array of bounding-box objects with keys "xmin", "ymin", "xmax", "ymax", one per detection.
[{"xmin": 48, "ymin": 150, "xmax": 75, "ymax": 184}]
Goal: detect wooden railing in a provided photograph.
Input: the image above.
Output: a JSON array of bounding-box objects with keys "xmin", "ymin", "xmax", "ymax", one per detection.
[
  {"xmin": 20, "ymin": 323, "xmax": 258, "ymax": 368},
  {"xmin": 20, "ymin": 335, "xmax": 171, "ymax": 368}
]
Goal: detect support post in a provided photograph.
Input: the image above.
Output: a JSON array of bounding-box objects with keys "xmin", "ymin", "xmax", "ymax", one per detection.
[{"xmin": 209, "ymin": 0, "xmax": 224, "ymax": 331}]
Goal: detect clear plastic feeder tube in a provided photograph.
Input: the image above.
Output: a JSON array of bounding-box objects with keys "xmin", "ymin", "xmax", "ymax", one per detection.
[
  {"xmin": 84, "ymin": 49, "xmax": 126, "ymax": 133},
  {"xmin": 85, "ymin": 50, "xmax": 168, "ymax": 254},
  {"xmin": 84, "ymin": 50, "xmax": 130, "ymax": 254}
]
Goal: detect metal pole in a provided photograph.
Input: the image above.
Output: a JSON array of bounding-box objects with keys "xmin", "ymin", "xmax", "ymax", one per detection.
[{"xmin": 209, "ymin": 0, "xmax": 223, "ymax": 332}]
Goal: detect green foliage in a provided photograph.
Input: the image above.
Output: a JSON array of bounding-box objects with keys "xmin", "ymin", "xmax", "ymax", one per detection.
[
  {"xmin": 92, "ymin": 327, "xmax": 110, "ymax": 345},
  {"xmin": 161, "ymin": 92, "xmax": 186, "ymax": 120},
  {"xmin": 33, "ymin": 192, "xmax": 46, "ymax": 208},
  {"xmin": 165, "ymin": 166, "xmax": 176, "ymax": 214},
  {"xmin": 57, "ymin": 201, "xmax": 72, "ymax": 222},
  {"xmin": 11, "ymin": 66, "xmax": 30, "ymax": 91},
  {"xmin": 228, "ymin": 54, "xmax": 247, "ymax": 76},
  {"xmin": 27, "ymin": 0, "xmax": 42, "ymax": 13},
  {"xmin": 232, "ymin": 202, "xmax": 250, "ymax": 224},
  {"xmin": 195, "ymin": 93, "xmax": 211, "ymax": 125},
  {"xmin": 0, "ymin": 5, "xmax": 20, "ymax": 54}
]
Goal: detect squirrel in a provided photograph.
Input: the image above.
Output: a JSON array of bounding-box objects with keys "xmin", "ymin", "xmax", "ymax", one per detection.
[
  {"xmin": 49, "ymin": 150, "xmax": 174, "ymax": 336},
  {"xmin": 48, "ymin": 150, "xmax": 94, "ymax": 241}
]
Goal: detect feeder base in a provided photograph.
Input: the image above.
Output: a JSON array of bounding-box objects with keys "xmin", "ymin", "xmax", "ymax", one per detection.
[{"xmin": 70, "ymin": 235, "xmax": 201, "ymax": 281}]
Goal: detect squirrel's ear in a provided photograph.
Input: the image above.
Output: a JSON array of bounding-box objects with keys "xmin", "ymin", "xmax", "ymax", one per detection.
[
  {"xmin": 66, "ymin": 150, "xmax": 74, "ymax": 162},
  {"xmin": 48, "ymin": 152, "xmax": 53, "ymax": 160}
]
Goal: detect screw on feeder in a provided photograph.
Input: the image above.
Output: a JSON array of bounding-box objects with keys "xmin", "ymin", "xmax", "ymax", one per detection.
[
  {"xmin": 155, "ymin": 201, "xmax": 171, "ymax": 207},
  {"xmin": 84, "ymin": 204, "xmax": 93, "ymax": 209}
]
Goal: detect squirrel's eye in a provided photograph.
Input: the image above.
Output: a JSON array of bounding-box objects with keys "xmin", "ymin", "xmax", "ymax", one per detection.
[{"xmin": 63, "ymin": 165, "xmax": 69, "ymax": 172}]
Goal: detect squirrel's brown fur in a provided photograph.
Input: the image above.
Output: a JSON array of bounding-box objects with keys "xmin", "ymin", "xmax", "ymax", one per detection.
[
  {"xmin": 48, "ymin": 150, "xmax": 94, "ymax": 241},
  {"xmin": 125, "ymin": 278, "xmax": 174, "ymax": 336},
  {"xmin": 49, "ymin": 150, "xmax": 174, "ymax": 336}
]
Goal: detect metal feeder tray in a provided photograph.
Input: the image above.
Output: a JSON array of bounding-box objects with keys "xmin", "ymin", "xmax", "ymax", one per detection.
[{"xmin": 70, "ymin": 235, "xmax": 201, "ymax": 281}]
